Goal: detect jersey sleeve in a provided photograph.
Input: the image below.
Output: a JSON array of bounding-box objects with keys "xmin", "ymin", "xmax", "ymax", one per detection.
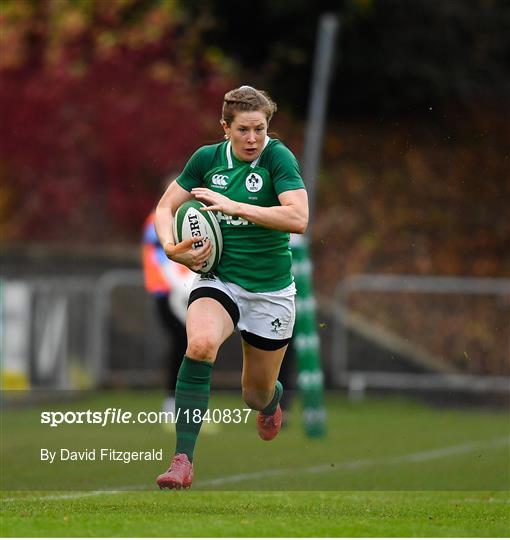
[
  {"xmin": 268, "ymin": 142, "xmax": 306, "ymax": 195},
  {"xmin": 175, "ymin": 145, "xmax": 215, "ymax": 191}
]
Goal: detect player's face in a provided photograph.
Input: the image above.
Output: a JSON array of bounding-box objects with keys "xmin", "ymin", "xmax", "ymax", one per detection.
[{"xmin": 222, "ymin": 111, "xmax": 268, "ymax": 162}]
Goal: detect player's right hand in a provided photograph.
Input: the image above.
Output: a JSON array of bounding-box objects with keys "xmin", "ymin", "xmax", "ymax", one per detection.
[{"xmin": 164, "ymin": 237, "xmax": 212, "ymax": 272}]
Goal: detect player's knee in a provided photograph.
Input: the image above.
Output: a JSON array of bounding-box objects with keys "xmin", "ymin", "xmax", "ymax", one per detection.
[
  {"xmin": 186, "ymin": 335, "xmax": 219, "ymax": 361},
  {"xmin": 242, "ymin": 387, "xmax": 273, "ymax": 411}
]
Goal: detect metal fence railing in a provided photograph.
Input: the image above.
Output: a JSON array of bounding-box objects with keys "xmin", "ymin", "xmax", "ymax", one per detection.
[
  {"xmin": 2, "ymin": 272, "xmax": 160, "ymax": 390},
  {"xmin": 331, "ymin": 274, "xmax": 510, "ymax": 396},
  {"xmin": 2, "ymin": 270, "xmax": 242, "ymax": 390},
  {"xmin": 3, "ymin": 272, "xmax": 510, "ymax": 396}
]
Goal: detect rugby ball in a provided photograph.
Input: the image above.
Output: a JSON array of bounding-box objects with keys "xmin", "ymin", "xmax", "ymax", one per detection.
[{"xmin": 172, "ymin": 200, "xmax": 222, "ymax": 274}]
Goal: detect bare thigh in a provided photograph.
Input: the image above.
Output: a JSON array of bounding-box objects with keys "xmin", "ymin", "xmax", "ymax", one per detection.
[{"xmin": 186, "ymin": 297, "xmax": 234, "ymax": 363}]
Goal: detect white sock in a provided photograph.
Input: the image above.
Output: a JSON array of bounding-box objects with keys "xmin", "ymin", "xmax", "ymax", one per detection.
[{"xmin": 162, "ymin": 396, "xmax": 175, "ymax": 415}]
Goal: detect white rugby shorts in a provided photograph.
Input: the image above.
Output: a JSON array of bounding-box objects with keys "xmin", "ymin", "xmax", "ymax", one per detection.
[{"xmin": 189, "ymin": 273, "xmax": 296, "ymax": 341}]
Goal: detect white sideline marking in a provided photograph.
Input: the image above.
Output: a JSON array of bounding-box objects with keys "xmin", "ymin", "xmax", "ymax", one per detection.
[
  {"xmin": 196, "ymin": 435, "xmax": 510, "ymax": 486},
  {"xmin": 451, "ymin": 498, "xmax": 510, "ymax": 504},
  {"xmin": 2, "ymin": 436, "xmax": 508, "ymax": 501},
  {"xmin": 1, "ymin": 485, "xmax": 144, "ymax": 502}
]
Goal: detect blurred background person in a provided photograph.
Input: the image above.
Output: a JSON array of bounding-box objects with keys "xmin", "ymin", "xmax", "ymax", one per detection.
[{"xmin": 142, "ymin": 206, "xmax": 194, "ymax": 414}]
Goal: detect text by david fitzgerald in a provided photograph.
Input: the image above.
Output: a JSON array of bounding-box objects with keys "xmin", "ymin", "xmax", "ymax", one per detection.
[{"xmin": 41, "ymin": 448, "xmax": 163, "ymax": 464}]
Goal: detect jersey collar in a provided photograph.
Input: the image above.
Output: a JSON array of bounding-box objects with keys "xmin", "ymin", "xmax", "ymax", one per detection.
[{"xmin": 226, "ymin": 136, "xmax": 270, "ymax": 169}]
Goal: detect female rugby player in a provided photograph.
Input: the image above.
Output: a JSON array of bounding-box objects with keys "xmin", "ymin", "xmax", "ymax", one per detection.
[{"xmin": 154, "ymin": 85, "xmax": 308, "ymax": 489}]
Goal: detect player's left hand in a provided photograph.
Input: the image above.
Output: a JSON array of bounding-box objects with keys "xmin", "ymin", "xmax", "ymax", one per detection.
[{"xmin": 191, "ymin": 188, "xmax": 241, "ymax": 216}]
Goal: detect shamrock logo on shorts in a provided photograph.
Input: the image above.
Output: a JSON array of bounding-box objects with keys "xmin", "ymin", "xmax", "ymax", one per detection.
[{"xmin": 271, "ymin": 318, "xmax": 282, "ymax": 333}]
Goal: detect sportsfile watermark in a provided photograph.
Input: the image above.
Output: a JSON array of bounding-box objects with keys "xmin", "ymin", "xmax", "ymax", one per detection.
[
  {"xmin": 40, "ymin": 407, "xmax": 252, "ymax": 428},
  {"xmin": 2, "ymin": 390, "xmax": 509, "ymax": 491}
]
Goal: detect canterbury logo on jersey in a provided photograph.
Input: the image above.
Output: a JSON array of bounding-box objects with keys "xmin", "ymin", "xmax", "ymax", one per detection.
[
  {"xmin": 211, "ymin": 174, "xmax": 229, "ymax": 188},
  {"xmin": 216, "ymin": 211, "xmax": 252, "ymax": 226}
]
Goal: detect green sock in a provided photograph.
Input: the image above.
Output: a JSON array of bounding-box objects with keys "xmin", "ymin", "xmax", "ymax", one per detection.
[
  {"xmin": 174, "ymin": 355, "xmax": 213, "ymax": 462},
  {"xmin": 261, "ymin": 380, "xmax": 283, "ymax": 415}
]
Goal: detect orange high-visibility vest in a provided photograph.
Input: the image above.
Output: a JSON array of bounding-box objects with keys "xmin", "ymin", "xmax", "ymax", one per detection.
[{"xmin": 141, "ymin": 211, "xmax": 192, "ymax": 295}]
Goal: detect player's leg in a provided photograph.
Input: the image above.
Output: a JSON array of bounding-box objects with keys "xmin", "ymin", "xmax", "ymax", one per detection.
[
  {"xmin": 241, "ymin": 338, "xmax": 288, "ymax": 440},
  {"xmin": 241, "ymin": 340, "xmax": 287, "ymax": 410},
  {"xmin": 175, "ymin": 297, "xmax": 233, "ymax": 452},
  {"xmin": 278, "ymin": 341, "xmax": 296, "ymax": 423},
  {"xmin": 157, "ymin": 287, "xmax": 237, "ymax": 489},
  {"xmin": 236, "ymin": 281, "xmax": 296, "ymax": 440}
]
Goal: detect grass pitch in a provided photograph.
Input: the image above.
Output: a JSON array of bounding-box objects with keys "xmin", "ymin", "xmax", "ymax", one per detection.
[
  {"xmin": 2, "ymin": 490, "xmax": 509, "ymax": 537},
  {"xmin": 1, "ymin": 391, "xmax": 509, "ymax": 536}
]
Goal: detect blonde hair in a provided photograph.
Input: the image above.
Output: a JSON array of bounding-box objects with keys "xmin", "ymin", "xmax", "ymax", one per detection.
[{"xmin": 222, "ymin": 85, "xmax": 277, "ymax": 126}]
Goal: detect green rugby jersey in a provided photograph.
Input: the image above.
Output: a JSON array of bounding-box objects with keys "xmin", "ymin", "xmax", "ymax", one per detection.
[{"xmin": 176, "ymin": 137, "xmax": 305, "ymax": 292}]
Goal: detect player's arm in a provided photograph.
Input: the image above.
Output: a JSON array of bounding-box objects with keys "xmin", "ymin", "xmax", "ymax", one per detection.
[
  {"xmin": 155, "ymin": 180, "xmax": 191, "ymax": 246},
  {"xmin": 191, "ymin": 187, "xmax": 309, "ymax": 234},
  {"xmin": 155, "ymin": 180, "xmax": 212, "ymax": 271}
]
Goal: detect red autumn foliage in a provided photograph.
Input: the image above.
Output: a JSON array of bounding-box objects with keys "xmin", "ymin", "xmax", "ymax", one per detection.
[{"xmin": 0, "ymin": 0, "xmax": 234, "ymax": 243}]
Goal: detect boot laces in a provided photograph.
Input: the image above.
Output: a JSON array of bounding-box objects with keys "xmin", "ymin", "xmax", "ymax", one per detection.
[
  {"xmin": 170, "ymin": 453, "xmax": 190, "ymax": 473},
  {"xmin": 262, "ymin": 413, "xmax": 276, "ymax": 427}
]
